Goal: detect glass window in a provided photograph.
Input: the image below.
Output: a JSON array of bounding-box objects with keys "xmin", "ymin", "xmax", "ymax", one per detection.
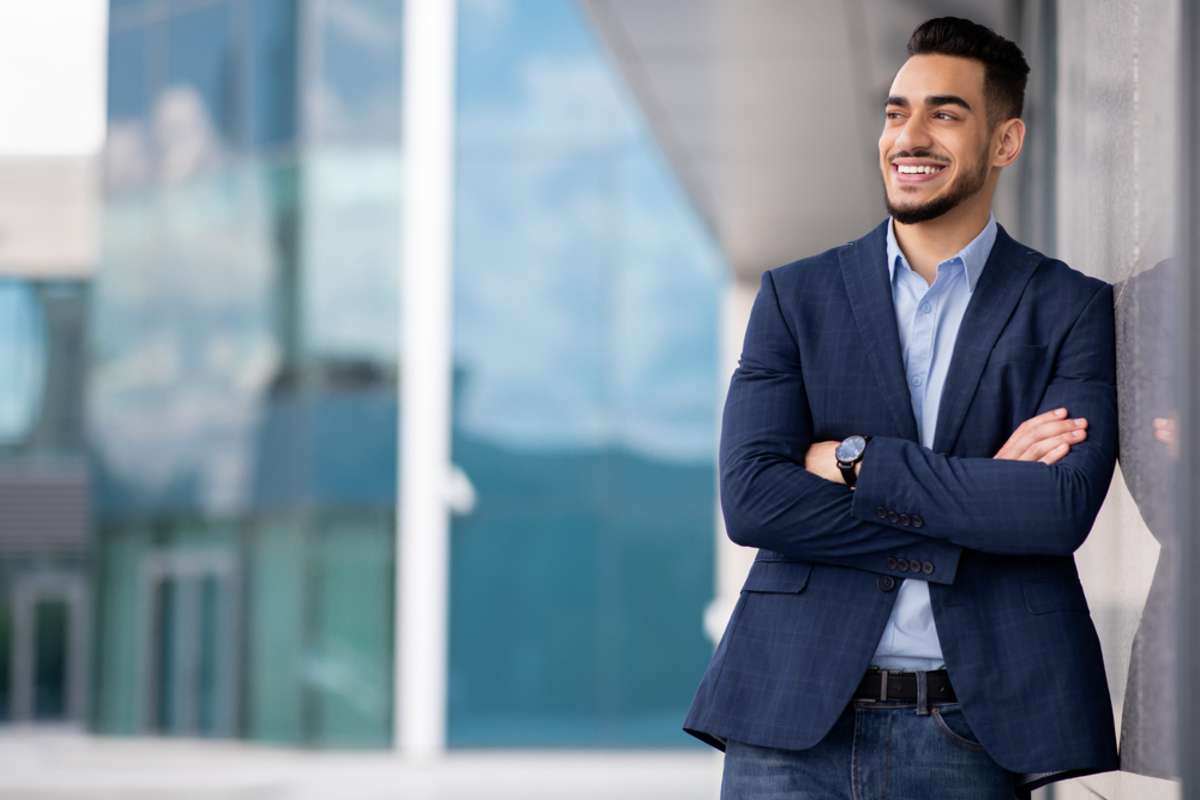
[
  {"xmin": 247, "ymin": 0, "xmax": 298, "ymax": 148},
  {"xmin": 165, "ymin": 2, "xmax": 238, "ymax": 148},
  {"xmin": 448, "ymin": 0, "xmax": 725, "ymax": 746},
  {"xmin": 93, "ymin": 0, "xmax": 403, "ymax": 748},
  {"xmin": 0, "ymin": 282, "xmax": 47, "ymax": 447},
  {"xmin": 311, "ymin": 0, "xmax": 404, "ymax": 145}
]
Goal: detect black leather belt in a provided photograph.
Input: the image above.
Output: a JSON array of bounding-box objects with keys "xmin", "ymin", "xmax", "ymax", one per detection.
[{"xmin": 853, "ymin": 667, "xmax": 956, "ymax": 703}]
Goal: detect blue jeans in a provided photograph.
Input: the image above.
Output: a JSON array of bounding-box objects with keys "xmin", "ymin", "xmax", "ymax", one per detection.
[{"xmin": 721, "ymin": 699, "xmax": 1028, "ymax": 799}]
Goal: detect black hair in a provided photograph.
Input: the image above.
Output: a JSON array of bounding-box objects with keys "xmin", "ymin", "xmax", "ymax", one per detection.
[{"xmin": 907, "ymin": 16, "xmax": 1030, "ymax": 126}]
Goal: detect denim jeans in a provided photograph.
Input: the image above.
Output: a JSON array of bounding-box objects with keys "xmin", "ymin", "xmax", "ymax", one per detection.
[{"xmin": 721, "ymin": 699, "xmax": 1029, "ymax": 799}]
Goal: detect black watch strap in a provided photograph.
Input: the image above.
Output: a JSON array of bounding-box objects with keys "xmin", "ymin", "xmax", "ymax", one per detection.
[
  {"xmin": 838, "ymin": 460, "xmax": 859, "ymax": 489},
  {"xmin": 837, "ymin": 435, "xmax": 872, "ymax": 489}
]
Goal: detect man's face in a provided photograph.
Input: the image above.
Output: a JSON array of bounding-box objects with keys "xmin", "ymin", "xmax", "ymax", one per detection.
[{"xmin": 878, "ymin": 54, "xmax": 994, "ymax": 224}]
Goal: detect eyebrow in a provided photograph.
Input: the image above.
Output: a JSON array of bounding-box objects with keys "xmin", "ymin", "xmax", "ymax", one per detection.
[{"xmin": 886, "ymin": 94, "xmax": 973, "ymax": 112}]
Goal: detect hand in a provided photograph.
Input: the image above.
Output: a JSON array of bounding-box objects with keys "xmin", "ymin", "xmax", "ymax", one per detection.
[
  {"xmin": 804, "ymin": 440, "xmax": 854, "ymax": 484},
  {"xmin": 993, "ymin": 407, "xmax": 1087, "ymax": 464}
]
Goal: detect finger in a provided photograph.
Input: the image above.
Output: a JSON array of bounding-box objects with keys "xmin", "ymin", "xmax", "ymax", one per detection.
[
  {"xmin": 1013, "ymin": 417, "xmax": 1086, "ymax": 459},
  {"xmin": 1038, "ymin": 441, "xmax": 1070, "ymax": 465},
  {"xmin": 1021, "ymin": 429, "xmax": 1086, "ymax": 461},
  {"xmin": 997, "ymin": 408, "xmax": 1069, "ymax": 458},
  {"xmin": 1011, "ymin": 407, "xmax": 1069, "ymax": 441},
  {"xmin": 1023, "ymin": 407, "xmax": 1069, "ymax": 430},
  {"xmin": 1031, "ymin": 417, "xmax": 1086, "ymax": 440}
]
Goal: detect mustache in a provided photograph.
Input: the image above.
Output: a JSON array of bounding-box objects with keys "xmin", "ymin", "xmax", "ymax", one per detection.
[{"xmin": 889, "ymin": 151, "xmax": 951, "ymax": 164}]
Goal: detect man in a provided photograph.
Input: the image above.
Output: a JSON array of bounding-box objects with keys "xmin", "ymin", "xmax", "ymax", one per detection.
[{"xmin": 683, "ymin": 16, "xmax": 1118, "ymax": 799}]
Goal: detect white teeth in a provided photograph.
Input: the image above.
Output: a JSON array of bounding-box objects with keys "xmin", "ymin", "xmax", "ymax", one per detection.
[{"xmin": 897, "ymin": 164, "xmax": 945, "ymax": 174}]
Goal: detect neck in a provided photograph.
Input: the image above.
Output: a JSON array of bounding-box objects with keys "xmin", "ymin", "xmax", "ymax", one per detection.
[{"xmin": 892, "ymin": 195, "xmax": 993, "ymax": 283}]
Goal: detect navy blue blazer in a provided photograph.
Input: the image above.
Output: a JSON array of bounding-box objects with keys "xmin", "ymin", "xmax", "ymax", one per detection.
[{"xmin": 683, "ymin": 218, "xmax": 1119, "ymax": 788}]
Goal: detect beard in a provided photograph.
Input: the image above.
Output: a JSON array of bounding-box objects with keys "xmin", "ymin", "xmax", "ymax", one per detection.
[{"xmin": 884, "ymin": 149, "xmax": 989, "ymax": 224}]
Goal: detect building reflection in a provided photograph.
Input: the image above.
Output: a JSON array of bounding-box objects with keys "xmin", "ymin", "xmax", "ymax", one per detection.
[{"xmin": 1115, "ymin": 255, "xmax": 1183, "ymax": 781}]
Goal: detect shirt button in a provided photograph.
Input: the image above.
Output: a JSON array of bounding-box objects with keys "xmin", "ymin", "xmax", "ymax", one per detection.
[
  {"xmin": 911, "ymin": 375, "xmax": 923, "ymax": 387},
  {"xmin": 919, "ymin": 301, "xmax": 932, "ymax": 313}
]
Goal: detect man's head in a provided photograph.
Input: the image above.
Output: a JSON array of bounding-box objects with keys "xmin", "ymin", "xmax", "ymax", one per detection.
[{"xmin": 879, "ymin": 17, "xmax": 1030, "ymax": 225}]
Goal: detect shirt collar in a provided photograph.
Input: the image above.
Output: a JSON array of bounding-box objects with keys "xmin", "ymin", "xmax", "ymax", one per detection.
[{"xmin": 885, "ymin": 211, "xmax": 998, "ymax": 293}]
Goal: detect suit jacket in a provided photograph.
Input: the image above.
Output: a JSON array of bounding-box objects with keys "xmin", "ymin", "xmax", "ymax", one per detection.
[{"xmin": 683, "ymin": 218, "xmax": 1119, "ymax": 790}]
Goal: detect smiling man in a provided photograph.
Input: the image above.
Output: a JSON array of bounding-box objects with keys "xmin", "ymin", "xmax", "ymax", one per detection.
[{"xmin": 683, "ymin": 16, "xmax": 1119, "ymax": 799}]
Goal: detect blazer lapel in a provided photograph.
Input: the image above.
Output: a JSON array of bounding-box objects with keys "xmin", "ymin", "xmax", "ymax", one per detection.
[
  {"xmin": 931, "ymin": 223, "xmax": 1043, "ymax": 454},
  {"xmin": 839, "ymin": 219, "xmax": 920, "ymax": 442}
]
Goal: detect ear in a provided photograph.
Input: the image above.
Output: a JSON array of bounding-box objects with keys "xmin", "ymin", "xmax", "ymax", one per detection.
[{"xmin": 991, "ymin": 117, "xmax": 1025, "ymax": 168}]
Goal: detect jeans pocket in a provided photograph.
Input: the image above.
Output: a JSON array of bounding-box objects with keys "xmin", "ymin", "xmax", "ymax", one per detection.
[{"xmin": 930, "ymin": 705, "xmax": 985, "ymax": 752}]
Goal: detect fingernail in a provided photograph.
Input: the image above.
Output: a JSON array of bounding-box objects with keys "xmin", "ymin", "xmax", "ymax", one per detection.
[
  {"xmin": 1057, "ymin": 408, "xmax": 1067, "ymax": 416},
  {"xmin": 1076, "ymin": 418, "xmax": 1087, "ymax": 426}
]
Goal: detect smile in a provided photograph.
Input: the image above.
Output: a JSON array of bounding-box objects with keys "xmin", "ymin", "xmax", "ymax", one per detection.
[{"xmin": 893, "ymin": 163, "xmax": 947, "ymax": 183}]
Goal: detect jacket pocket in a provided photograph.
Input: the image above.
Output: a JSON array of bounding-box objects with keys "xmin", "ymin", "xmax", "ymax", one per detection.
[
  {"xmin": 741, "ymin": 559, "xmax": 813, "ymax": 593},
  {"xmin": 1022, "ymin": 576, "xmax": 1090, "ymax": 614}
]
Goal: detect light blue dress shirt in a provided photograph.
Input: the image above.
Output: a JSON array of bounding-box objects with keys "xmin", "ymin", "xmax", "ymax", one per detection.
[{"xmin": 869, "ymin": 211, "xmax": 998, "ymax": 670}]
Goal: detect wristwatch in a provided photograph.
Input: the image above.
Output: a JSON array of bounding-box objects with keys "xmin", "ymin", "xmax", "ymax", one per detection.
[{"xmin": 835, "ymin": 434, "xmax": 872, "ymax": 489}]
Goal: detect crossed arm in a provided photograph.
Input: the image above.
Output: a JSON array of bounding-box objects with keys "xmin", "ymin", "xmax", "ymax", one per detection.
[{"xmin": 719, "ymin": 269, "xmax": 1118, "ymax": 578}]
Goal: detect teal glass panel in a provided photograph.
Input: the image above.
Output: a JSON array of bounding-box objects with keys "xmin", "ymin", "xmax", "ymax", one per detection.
[
  {"xmin": 196, "ymin": 574, "xmax": 220, "ymax": 735},
  {"xmin": 448, "ymin": 0, "xmax": 726, "ymax": 746},
  {"xmin": 93, "ymin": 525, "xmax": 152, "ymax": 733},
  {"xmin": 152, "ymin": 578, "xmax": 178, "ymax": 732},
  {"xmin": 245, "ymin": 518, "xmax": 306, "ymax": 744},
  {"xmin": 310, "ymin": 516, "xmax": 394, "ymax": 747},
  {"xmin": 0, "ymin": 282, "xmax": 47, "ymax": 446},
  {"xmin": 33, "ymin": 600, "xmax": 69, "ymax": 720},
  {"xmin": 0, "ymin": 598, "xmax": 8, "ymax": 720}
]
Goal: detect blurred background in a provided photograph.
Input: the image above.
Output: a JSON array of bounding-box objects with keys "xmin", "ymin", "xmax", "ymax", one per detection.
[{"xmin": 0, "ymin": 1, "xmax": 1195, "ymax": 798}]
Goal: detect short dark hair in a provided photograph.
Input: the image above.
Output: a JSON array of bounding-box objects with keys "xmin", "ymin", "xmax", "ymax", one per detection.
[{"xmin": 906, "ymin": 16, "xmax": 1030, "ymax": 126}]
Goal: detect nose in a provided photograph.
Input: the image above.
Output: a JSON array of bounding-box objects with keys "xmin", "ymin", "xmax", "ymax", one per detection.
[{"xmin": 892, "ymin": 113, "xmax": 932, "ymax": 155}]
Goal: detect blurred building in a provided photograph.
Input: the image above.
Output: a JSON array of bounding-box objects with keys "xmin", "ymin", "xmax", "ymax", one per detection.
[
  {"xmin": 88, "ymin": 0, "xmax": 722, "ymax": 749},
  {"xmin": 0, "ymin": 153, "xmax": 97, "ymax": 727}
]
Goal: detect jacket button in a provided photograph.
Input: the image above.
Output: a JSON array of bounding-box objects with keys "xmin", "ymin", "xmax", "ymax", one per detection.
[
  {"xmin": 898, "ymin": 513, "xmax": 911, "ymax": 526},
  {"xmin": 922, "ymin": 561, "xmax": 934, "ymax": 575},
  {"xmin": 886, "ymin": 556, "xmax": 898, "ymax": 570},
  {"xmin": 887, "ymin": 511, "xmax": 900, "ymax": 523},
  {"xmin": 908, "ymin": 559, "xmax": 921, "ymax": 573},
  {"xmin": 875, "ymin": 506, "xmax": 888, "ymax": 519},
  {"xmin": 911, "ymin": 514, "xmax": 924, "ymax": 528},
  {"xmin": 877, "ymin": 575, "xmax": 896, "ymax": 592},
  {"xmin": 895, "ymin": 559, "xmax": 909, "ymax": 572}
]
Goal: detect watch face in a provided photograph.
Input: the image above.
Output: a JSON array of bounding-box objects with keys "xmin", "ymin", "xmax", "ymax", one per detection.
[{"xmin": 836, "ymin": 434, "xmax": 867, "ymax": 463}]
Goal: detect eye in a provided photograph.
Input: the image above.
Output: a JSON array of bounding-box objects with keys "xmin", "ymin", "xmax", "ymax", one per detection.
[
  {"xmin": 934, "ymin": 111, "xmax": 957, "ymax": 120},
  {"xmin": 885, "ymin": 111, "xmax": 903, "ymax": 120}
]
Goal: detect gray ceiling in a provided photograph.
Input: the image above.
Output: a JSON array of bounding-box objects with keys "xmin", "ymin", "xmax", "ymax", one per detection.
[{"xmin": 581, "ymin": 0, "xmax": 1012, "ymax": 281}]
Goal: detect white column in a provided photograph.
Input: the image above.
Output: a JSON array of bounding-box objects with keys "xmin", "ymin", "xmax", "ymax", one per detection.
[
  {"xmin": 397, "ymin": 0, "xmax": 457, "ymax": 758},
  {"xmin": 704, "ymin": 279, "xmax": 759, "ymax": 645}
]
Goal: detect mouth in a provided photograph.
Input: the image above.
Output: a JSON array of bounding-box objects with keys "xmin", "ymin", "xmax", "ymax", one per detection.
[{"xmin": 891, "ymin": 160, "xmax": 949, "ymax": 185}]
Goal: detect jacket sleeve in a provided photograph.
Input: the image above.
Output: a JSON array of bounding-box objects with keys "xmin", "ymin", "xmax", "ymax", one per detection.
[
  {"xmin": 719, "ymin": 269, "xmax": 962, "ymax": 584},
  {"xmin": 849, "ymin": 282, "xmax": 1118, "ymax": 557}
]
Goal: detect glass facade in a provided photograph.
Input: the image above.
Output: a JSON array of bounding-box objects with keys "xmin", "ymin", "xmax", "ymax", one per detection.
[
  {"xmin": 0, "ymin": 279, "xmax": 90, "ymax": 726},
  {"xmin": 93, "ymin": 0, "xmax": 725, "ymax": 752},
  {"xmin": 448, "ymin": 0, "xmax": 726, "ymax": 746},
  {"xmin": 92, "ymin": 0, "xmax": 401, "ymax": 745}
]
